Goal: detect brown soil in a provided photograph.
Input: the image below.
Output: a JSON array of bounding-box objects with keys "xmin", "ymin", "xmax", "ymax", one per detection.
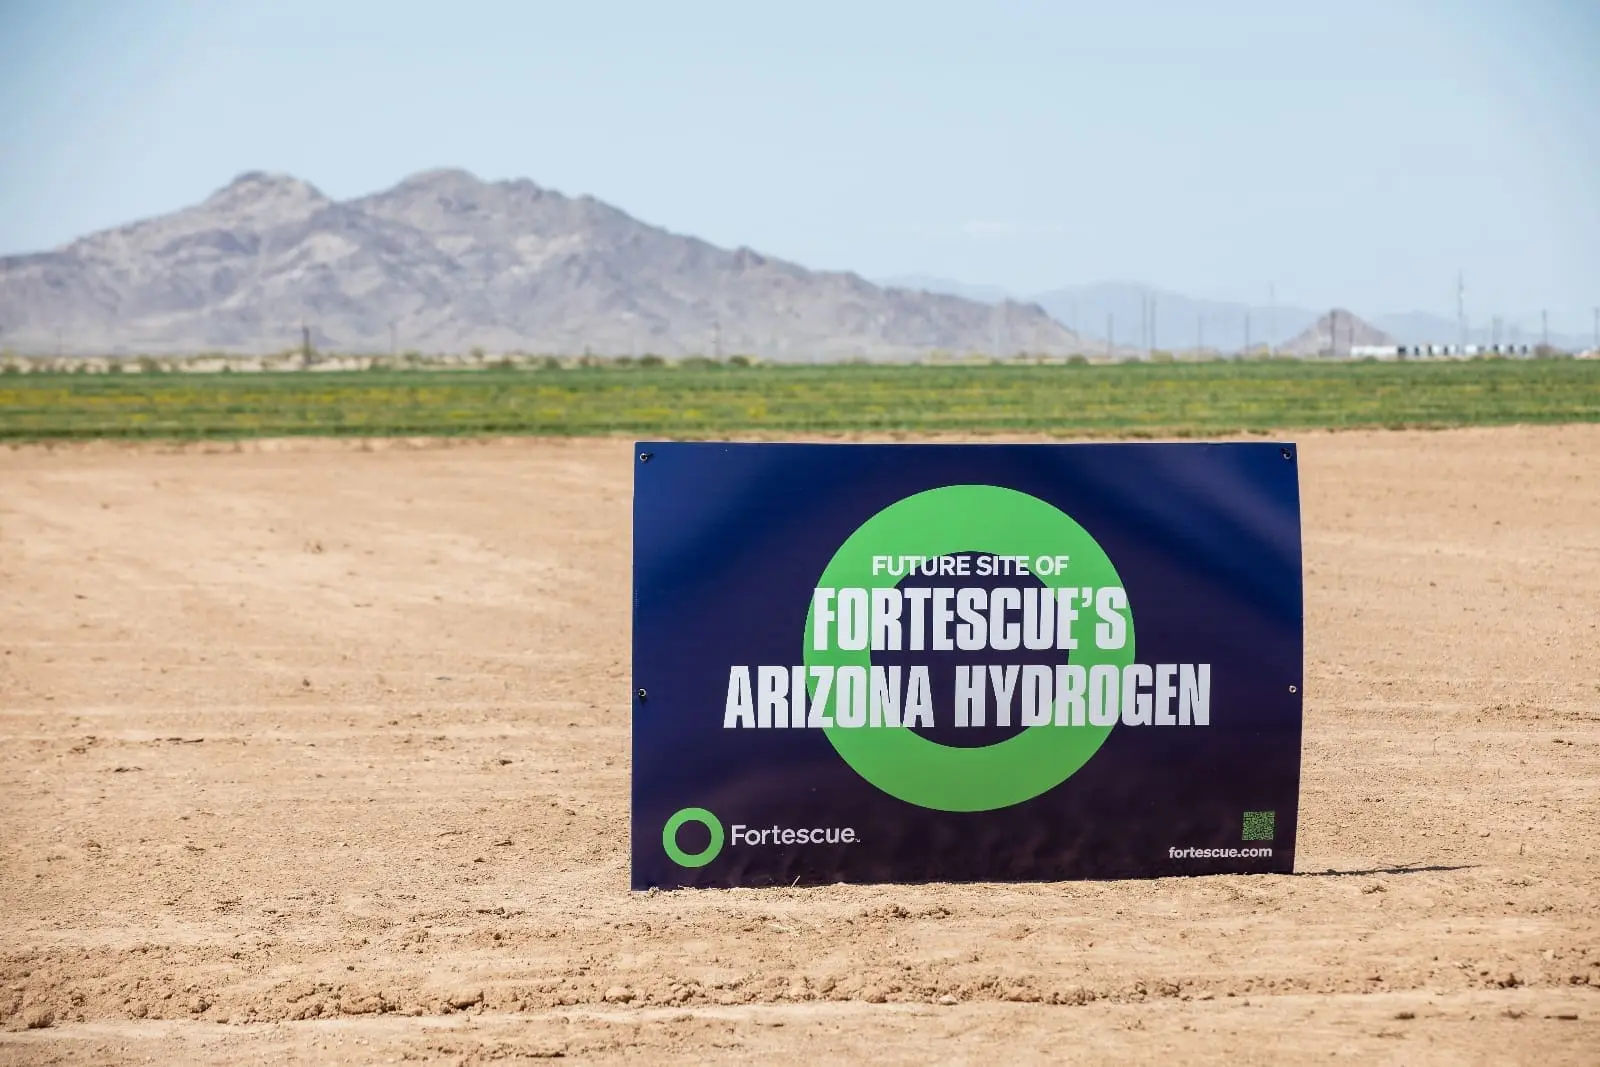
[{"xmin": 1, "ymin": 426, "xmax": 1597, "ymax": 1065}]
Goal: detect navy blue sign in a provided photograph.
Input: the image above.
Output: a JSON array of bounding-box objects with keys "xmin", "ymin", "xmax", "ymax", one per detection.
[{"xmin": 631, "ymin": 441, "xmax": 1303, "ymax": 889}]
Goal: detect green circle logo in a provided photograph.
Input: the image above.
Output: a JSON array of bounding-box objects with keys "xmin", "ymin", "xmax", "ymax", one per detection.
[
  {"xmin": 803, "ymin": 484, "xmax": 1135, "ymax": 813},
  {"xmin": 662, "ymin": 806, "xmax": 725, "ymax": 867}
]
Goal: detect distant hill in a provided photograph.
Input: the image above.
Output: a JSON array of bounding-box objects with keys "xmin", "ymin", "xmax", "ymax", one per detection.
[
  {"xmin": 1027, "ymin": 282, "xmax": 1321, "ymax": 353},
  {"xmin": 879, "ymin": 277, "xmax": 1597, "ymax": 353},
  {"xmin": 878, "ymin": 277, "xmax": 1323, "ymax": 351},
  {"xmin": 1370, "ymin": 310, "xmax": 1589, "ymax": 350},
  {"xmin": 1276, "ymin": 309, "xmax": 1396, "ymax": 356},
  {"xmin": 0, "ymin": 169, "xmax": 1090, "ymax": 360}
]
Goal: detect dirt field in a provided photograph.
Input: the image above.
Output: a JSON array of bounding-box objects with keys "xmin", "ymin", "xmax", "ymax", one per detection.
[{"xmin": 2, "ymin": 425, "xmax": 1597, "ymax": 1066}]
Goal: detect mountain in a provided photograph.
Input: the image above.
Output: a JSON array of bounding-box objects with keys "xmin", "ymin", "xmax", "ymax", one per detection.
[
  {"xmin": 874, "ymin": 278, "xmax": 1324, "ymax": 351},
  {"xmin": 879, "ymin": 278, "xmax": 1599, "ymax": 354},
  {"xmin": 1370, "ymin": 310, "xmax": 1589, "ymax": 351},
  {"xmin": 1276, "ymin": 309, "xmax": 1396, "ymax": 357},
  {"xmin": 0, "ymin": 170, "xmax": 1091, "ymax": 360},
  {"xmin": 1026, "ymin": 283, "xmax": 1322, "ymax": 353}
]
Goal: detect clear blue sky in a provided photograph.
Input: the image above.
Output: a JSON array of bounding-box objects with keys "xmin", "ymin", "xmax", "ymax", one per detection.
[{"xmin": 2, "ymin": 0, "xmax": 1596, "ymax": 329}]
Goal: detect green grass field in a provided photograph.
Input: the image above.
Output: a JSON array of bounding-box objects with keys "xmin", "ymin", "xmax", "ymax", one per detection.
[{"xmin": 2, "ymin": 358, "xmax": 1597, "ymax": 442}]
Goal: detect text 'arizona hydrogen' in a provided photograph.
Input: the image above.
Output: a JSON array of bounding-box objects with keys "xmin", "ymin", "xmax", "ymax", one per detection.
[{"xmin": 722, "ymin": 584, "xmax": 1212, "ymax": 730}]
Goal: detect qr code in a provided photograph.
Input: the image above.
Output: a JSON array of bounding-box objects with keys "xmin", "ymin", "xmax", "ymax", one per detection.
[{"xmin": 1242, "ymin": 810, "xmax": 1276, "ymax": 841}]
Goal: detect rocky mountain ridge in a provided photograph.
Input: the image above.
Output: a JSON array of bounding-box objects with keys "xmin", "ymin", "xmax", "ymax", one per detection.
[{"xmin": 0, "ymin": 169, "xmax": 1090, "ymax": 359}]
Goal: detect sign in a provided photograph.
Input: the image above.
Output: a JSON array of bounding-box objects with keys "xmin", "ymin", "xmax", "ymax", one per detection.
[{"xmin": 630, "ymin": 441, "xmax": 1303, "ymax": 889}]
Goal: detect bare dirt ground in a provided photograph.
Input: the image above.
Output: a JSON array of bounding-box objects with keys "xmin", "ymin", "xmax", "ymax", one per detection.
[{"xmin": 1, "ymin": 425, "xmax": 1597, "ymax": 1066}]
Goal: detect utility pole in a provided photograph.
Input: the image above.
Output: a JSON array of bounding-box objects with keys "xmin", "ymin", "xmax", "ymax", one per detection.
[
  {"xmin": 1593, "ymin": 306, "xmax": 1598, "ymax": 352},
  {"xmin": 1267, "ymin": 283, "xmax": 1276, "ymax": 357},
  {"xmin": 713, "ymin": 317, "xmax": 722, "ymax": 361},
  {"xmin": 1244, "ymin": 309, "xmax": 1252, "ymax": 356},
  {"xmin": 1541, "ymin": 309, "xmax": 1549, "ymax": 351},
  {"xmin": 1150, "ymin": 295, "xmax": 1158, "ymax": 357},
  {"xmin": 1457, "ymin": 271, "xmax": 1467, "ymax": 350},
  {"xmin": 1107, "ymin": 312, "xmax": 1114, "ymax": 359},
  {"xmin": 389, "ymin": 321, "xmax": 397, "ymax": 358},
  {"xmin": 301, "ymin": 323, "xmax": 312, "ymax": 361}
]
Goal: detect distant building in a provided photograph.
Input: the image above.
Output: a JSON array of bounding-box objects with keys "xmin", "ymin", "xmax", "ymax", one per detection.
[{"xmin": 1391, "ymin": 343, "xmax": 1533, "ymax": 358}]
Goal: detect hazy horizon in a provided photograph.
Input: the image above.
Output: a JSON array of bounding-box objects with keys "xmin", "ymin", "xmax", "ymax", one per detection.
[{"xmin": 3, "ymin": 0, "xmax": 1596, "ymax": 332}]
